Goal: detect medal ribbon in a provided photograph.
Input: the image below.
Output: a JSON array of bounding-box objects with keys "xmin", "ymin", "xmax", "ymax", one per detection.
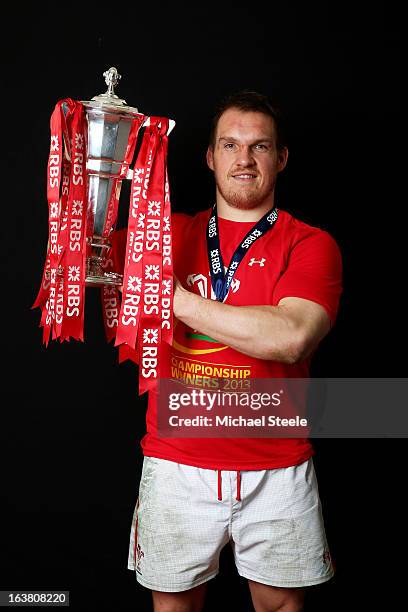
[{"xmin": 207, "ymin": 204, "xmax": 279, "ymax": 302}]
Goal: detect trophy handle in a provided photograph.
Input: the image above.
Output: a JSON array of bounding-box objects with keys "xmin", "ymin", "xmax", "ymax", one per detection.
[
  {"xmin": 125, "ymin": 118, "xmax": 175, "ymax": 180},
  {"xmin": 142, "ymin": 116, "xmax": 175, "ymax": 135}
]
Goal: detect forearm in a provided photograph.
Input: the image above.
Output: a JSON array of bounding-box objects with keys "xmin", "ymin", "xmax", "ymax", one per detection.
[{"xmin": 174, "ymin": 287, "xmax": 302, "ymax": 363}]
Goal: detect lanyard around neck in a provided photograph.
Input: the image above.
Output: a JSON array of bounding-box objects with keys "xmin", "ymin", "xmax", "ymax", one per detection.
[{"xmin": 206, "ymin": 204, "xmax": 279, "ymax": 302}]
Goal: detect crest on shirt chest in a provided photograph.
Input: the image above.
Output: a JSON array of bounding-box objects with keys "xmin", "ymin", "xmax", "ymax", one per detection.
[{"xmin": 186, "ymin": 268, "xmax": 241, "ymax": 301}]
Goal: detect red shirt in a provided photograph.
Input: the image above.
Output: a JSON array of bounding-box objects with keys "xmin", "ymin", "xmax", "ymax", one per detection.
[{"xmin": 115, "ymin": 207, "xmax": 342, "ymax": 470}]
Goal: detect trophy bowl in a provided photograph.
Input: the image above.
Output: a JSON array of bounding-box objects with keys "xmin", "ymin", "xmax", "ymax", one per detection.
[{"xmin": 63, "ymin": 67, "xmax": 175, "ymax": 287}]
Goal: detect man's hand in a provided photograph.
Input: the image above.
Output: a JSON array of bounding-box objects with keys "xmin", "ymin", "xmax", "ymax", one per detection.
[{"xmin": 173, "ymin": 273, "xmax": 188, "ymax": 320}]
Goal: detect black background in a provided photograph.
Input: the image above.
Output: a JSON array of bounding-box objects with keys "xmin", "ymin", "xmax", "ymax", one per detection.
[{"xmin": 1, "ymin": 2, "xmax": 404, "ymax": 611}]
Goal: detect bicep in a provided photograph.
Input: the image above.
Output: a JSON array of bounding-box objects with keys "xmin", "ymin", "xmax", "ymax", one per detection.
[{"xmin": 273, "ymin": 230, "xmax": 343, "ymax": 327}]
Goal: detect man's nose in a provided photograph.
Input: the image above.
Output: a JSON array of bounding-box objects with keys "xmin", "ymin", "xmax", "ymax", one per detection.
[{"xmin": 236, "ymin": 146, "xmax": 255, "ymax": 166}]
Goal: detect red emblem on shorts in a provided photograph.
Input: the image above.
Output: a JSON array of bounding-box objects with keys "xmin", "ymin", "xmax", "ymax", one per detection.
[
  {"xmin": 136, "ymin": 543, "xmax": 145, "ymax": 574},
  {"xmin": 322, "ymin": 549, "xmax": 331, "ymax": 565}
]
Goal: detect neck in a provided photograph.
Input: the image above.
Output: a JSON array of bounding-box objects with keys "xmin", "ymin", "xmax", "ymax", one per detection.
[{"xmin": 215, "ymin": 193, "xmax": 275, "ymax": 222}]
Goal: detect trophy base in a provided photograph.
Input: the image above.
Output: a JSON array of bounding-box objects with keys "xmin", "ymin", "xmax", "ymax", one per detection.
[
  {"xmin": 46, "ymin": 238, "xmax": 124, "ymax": 287},
  {"xmin": 84, "ymin": 237, "xmax": 123, "ymax": 287},
  {"xmin": 86, "ymin": 254, "xmax": 123, "ymax": 287},
  {"xmin": 46, "ymin": 268, "xmax": 123, "ymax": 287},
  {"xmin": 85, "ymin": 271, "xmax": 123, "ymax": 287}
]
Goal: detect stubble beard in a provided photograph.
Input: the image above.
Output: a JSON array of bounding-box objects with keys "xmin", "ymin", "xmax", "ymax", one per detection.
[{"xmin": 215, "ymin": 177, "xmax": 275, "ymax": 211}]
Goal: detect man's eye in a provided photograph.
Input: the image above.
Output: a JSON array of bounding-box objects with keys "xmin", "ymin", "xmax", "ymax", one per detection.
[
  {"xmin": 254, "ymin": 144, "xmax": 268, "ymax": 150},
  {"xmin": 224, "ymin": 143, "xmax": 236, "ymax": 150}
]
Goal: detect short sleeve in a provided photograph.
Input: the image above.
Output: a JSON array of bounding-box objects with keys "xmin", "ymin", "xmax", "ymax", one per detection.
[{"xmin": 273, "ymin": 230, "xmax": 343, "ymax": 326}]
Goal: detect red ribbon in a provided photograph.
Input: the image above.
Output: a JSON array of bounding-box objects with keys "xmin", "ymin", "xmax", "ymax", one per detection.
[
  {"xmin": 60, "ymin": 103, "xmax": 88, "ymax": 341},
  {"xmin": 33, "ymin": 99, "xmax": 88, "ymax": 344},
  {"xmin": 115, "ymin": 121, "xmax": 156, "ymax": 349},
  {"xmin": 114, "ymin": 117, "xmax": 173, "ymax": 395},
  {"xmin": 100, "ymin": 116, "xmax": 145, "ymax": 343},
  {"xmin": 137, "ymin": 119, "xmax": 169, "ymax": 394},
  {"xmin": 34, "ymin": 103, "xmax": 174, "ymax": 396}
]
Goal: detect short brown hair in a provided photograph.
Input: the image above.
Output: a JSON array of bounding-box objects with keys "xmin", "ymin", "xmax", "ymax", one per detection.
[{"xmin": 209, "ymin": 90, "xmax": 287, "ymax": 151}]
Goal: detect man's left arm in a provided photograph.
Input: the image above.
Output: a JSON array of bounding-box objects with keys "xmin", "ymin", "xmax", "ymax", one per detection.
[
  {"xmin": 173, "ymin": 284, "xmax": 330, "ymax": 364},
  {"xmin": 173, "ymin": 228, "xmax": 342, "ymax": 365}
]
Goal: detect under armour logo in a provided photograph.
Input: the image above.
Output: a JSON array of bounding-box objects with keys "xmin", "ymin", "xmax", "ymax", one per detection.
[{"xmin": 248, "ymin": 258, "xmax": 266, "ymax": 267}]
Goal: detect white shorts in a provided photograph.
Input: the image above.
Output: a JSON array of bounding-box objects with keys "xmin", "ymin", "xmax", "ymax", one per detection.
[{"xmin": 127, "ymin": 456, "xmax": 335, "ymax": 592}]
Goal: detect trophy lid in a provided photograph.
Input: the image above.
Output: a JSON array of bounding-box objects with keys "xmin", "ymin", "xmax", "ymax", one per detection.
[{"xmin": 82, "ymin": 67, "xmax": 142, "ymax": 116}]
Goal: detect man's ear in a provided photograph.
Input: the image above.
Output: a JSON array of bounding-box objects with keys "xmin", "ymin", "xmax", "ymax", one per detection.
[
  {"xmin": 277, "ymin": 147, "xmax": 289, "ymax": 173},
  {"xmin": 206, "ymin": 146, "xmax": 214, "ymax": 171}
]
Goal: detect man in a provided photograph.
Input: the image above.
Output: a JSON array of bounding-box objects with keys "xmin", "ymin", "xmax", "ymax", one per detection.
[{"xmin": 126, "ymin": 91, "xmax": 342, "ymax": 612}]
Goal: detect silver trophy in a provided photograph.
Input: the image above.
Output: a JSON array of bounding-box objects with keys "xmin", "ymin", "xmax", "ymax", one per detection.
[{"xmin": 64, "ymin": 67, "xmax": 175, "ymax": 286}]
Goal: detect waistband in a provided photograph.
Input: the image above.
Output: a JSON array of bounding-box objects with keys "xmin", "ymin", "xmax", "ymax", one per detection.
[{"xmin": 217, "ymin": 470, "xmax": 241, "ymax": 501}]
